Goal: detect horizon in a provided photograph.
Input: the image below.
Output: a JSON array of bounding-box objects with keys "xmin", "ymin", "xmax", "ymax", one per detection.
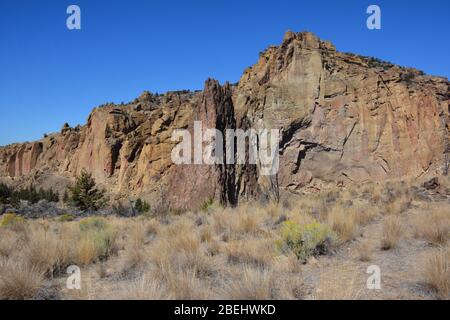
[{"xmin": 1, "ymin": 0, "xmax": 450, "ymax": 146}]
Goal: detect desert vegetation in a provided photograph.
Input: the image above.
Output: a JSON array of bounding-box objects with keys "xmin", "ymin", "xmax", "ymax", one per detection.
[
  {"xmin": 0, "ymin": 183, "xmax": 59, "ymax": 206},
  {"xmin": 0, "ymin": 179, "xmax": 449, "ymax": 300}
]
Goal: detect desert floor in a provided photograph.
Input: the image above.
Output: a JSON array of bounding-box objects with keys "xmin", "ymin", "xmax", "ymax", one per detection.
[{"xmin": 0, "ymin": 180, "xmax": 448, "ymax": 300}]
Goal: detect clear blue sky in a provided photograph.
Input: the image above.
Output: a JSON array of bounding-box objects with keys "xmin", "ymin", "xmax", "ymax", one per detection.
[{"xmin": 0, "ymin": 0, "xmax": 449, "ymax": 146}]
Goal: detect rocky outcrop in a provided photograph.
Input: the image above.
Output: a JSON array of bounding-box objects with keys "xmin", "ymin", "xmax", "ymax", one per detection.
[
  {"xmin": 235, "ymin": 31, "xmax": 449, "ymax": 194},
  {"xmin": 0, "ymin": 31, "xmax": 448, "ymax": 210}
]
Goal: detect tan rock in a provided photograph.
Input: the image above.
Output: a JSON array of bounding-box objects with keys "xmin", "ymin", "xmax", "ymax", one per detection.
[{"xmin": 0, "ymin": 32, "xmax": 448, "ymax": 210}]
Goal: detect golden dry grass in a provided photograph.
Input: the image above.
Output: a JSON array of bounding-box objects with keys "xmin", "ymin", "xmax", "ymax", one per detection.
[
  {"xmin": 225, "ymin": 239, "xmax": 275, "ymax": 267},
  {"xmin": 381, "ymin": 215, "xmax": 403, "ymax": 250},
  {"xmin": 313, "ymin": 266, "xmax": 362, "ymax": 300},
  {"xmin": 0, "ymin": 259, "xmax": 44, "ymax": 300},
  {"xmin": 224, "ymin": 267, "xmax": 274, "ymax": 300},
  {"xmin": 0, "ymin": 228, "xmax": 19, "ymax": 258},
  {"xmin": 115, "ymin": 273, "xmax": 168, "ymax": 300},
  {"xmin": 413, "ymin": 205, "xmax": 449, "ymax": 246},
  {"xmin": 421, "ymin": 247, "xmax": 449, "ymax": 299},
  {"xmin": 356, "ymin": 241, "xmax": 373, "ymax": 262},
  {"xmin": 382, "ymin": 193, "xmax": 411, "ymax": 216},
  {"xmin": 327, "ymin": 205, "xmax": 358, "ymax": 242},
  {"xmin": 0, "ymin": 181, "xmax": 446, "ymax": 300}
]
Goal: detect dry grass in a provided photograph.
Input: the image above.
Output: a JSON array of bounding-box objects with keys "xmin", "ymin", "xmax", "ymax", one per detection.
[
  {"xmin": 115, "ymin": 273, "xmax": 168, "ymax": 300},
  {"xmin": 421, "ymin": 247, "xmax": 449, "ymax": 299},
  {"xmin": 225, "ymin": 239, "xmax": 275, "ymax": 267},
  {"xmin": 413, "ymin": 205, "xmax": 449, "ymax": 246},
  {"xmin": 212, "ymin": 204, "xmax": 269, "ymax": 241},
  {"xmin": 0, "ymin": 228, "xmax": 20, "ymax": 257},
  {"xmin": 75, "ymin": 218, "xmax": 118, "ymax": 266},
  {"xmin": 0, "ymin": 259, "xmax": 44, "ymax": 300},
  {"xmin": 314, "ymin": 266, "xmax": 362, "ymax": 300},
  {"xmin": 148, "ymin": 222, "xmax": 216, "ymax": 278},
  {"xmin": 0, "ymin": 181, "xmax": 446, "ymax": 300},
  {"xmin": 272, "ymin": 253, "xmax": 302, "ymax": 273},
  {"xmin": 76, "ymin": 234, "xmax": 99, "ymax": 266},
  {"xmin": 354, "ymin": 205, "xmax": 379, "ymax": 225},
  {"xmin": 200, "ymin": 225, "xmax": 214, "ymax": 243},
  {"xmin": 382, "ymin": 194, "xmax": 411, "ymax": 216},
  {"xmin": 327, "ymin": 205, "xmax": 358, "ymax": 242},
  {"xmin": 357, "ymin": 241, "xmax": 373, "ymax": 262},
  {"xmin": 162, "ymin": 268, "xmax": 210, "ymax": 300},
  {"xmin": 275, "ymin": 276, "xmax": 305, "ymax": 300},
  {"xmin": 381, "ymin": 215, "xmax": 403, "ymax": 250},
  {"xmin": 224, "ymin": 267, "xmax": 274, "ymax": 300}
]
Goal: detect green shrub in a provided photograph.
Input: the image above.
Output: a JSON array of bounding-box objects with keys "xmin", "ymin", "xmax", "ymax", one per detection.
[
  {"xmin": 79, "ymin": 217, "xmax": 108, "ymax": 232},
  {"xmin": 37, "ymin": 187, "xmax": 59, "ymax": 203},
  {"xmin": 57, "ymin": 214, "xmax": 75, "ymax": 222},
  {"xmin": 365, "ymin": 56, "xmax": 394, "ymax": 70},
  {"xmin": 1, "ymin": 184, "xmax": 59, "ymax": 206},
  {"xmin": 200, "ymin": 197, "xmax": 214, "ymax": 212},
  {"xmin": 134, "ymin": 198, "xmax": 150, "ymax": 214},
  {"xmin": 1, "ymin": 213, "xmax": 25, "ymax": 228},
  {"xmin": 0, "ymin": 183, "xmax": 12, "ymax": 204},
  {"xmin": 79, "ymin": 217, "xmax": 117, "ymax": 260},
  {"xmin": 401, "ymin": 71, "xmax": 418, "ymax": 86},
  {"xmin": 68, "ymin": 170, "xmax": 107, "ymax": 211},
  {"xmin": 63, "ymin": 191, "xmax": 69, "ymax": 204},
  {"xmin": 276, "ymin": 220, "xmax": 337, "ymax": 262}
]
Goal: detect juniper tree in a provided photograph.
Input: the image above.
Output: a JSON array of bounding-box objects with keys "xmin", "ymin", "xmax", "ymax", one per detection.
[
  {"xmin": 134, "ymin": 198, "xmax": 150, "ymax": 214},
  {"xmin": 68, "ymin": 169, "xmax": 107, "ymax": 211},
  {"xmin": 63, "ymin": 190, "xmax": 69, "ymax": 204},
  {"xmin": 0, "ymin": 183, "xmax": 11, "ymax": 204}
]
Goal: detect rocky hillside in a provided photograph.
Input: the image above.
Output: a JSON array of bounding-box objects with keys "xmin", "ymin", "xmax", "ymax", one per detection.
[{"xmin": 1, "ymin": 31, "xmax": 449, "ymax": 210}]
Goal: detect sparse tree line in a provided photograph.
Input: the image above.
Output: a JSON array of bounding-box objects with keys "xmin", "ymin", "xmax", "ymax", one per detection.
[
  {"xmin": 0, "ymin": 169, "xmax": 151, "ymax": 215},
  {"xmin": 0, "ymin": 184, "xmax": 59, "ymax": 206}
]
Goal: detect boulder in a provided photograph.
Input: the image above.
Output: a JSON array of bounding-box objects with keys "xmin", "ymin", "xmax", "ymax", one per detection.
[{"xmin": 422, "ymin": 177, "xmax": 439, "ymax": 190}]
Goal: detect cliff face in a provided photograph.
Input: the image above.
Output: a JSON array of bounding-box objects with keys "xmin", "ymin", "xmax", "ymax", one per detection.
[
  {"xmin": 1, "ymin": 32, "xmax": 449, "ymax": 209},
  {"xmin": 235, "ymin": 31, "xmax": 449, "ymax": 193}
]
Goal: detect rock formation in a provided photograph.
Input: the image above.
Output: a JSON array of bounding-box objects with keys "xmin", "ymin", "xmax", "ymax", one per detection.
[{"xmin": 1, "ymin": 31, "xmax": 449, "ymax": 210}]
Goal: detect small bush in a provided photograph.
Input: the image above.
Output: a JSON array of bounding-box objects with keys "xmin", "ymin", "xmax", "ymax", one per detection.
[
  {"xmin": 413, "ymin": 207, "xmax": 449, "ymax": 246},
  {"xmin": 365, "ymin": 56, "xmax": 394, "ymax": 70},
  {"xmin": 1, "ymin": 184, "xmax": 59, "ymax": 205},
  {"xmin": 422, "ymin": 248, "xmax": 449, "ymax": 299},
  {"xmin": 57, "ymin": 214, "xmax": 75, "ymax": 222},
  {"xmin": 134, "ymin": 198, "xmax": 150, "ymax": 214},
  {"xmin": 76, "ymin": 218, "xmax": 118, "ymax": 265},
  {"xmin": 277, "ymin": 220, "xmax": 337, "ymax": 262},
  {"xmin": 0, "ymin": 183, "xmax": 12, "ymax": 204},
  {"xmin": 401, "ymin": 71, "xmax": 418, "ymax": 86},
  {"xmin": 79, "ymin": 217, "xmax": 108, "ymax": 232},
  {"xmin": 200, "ymin": 197, "xmax": 214, "ymax": 212},
  {"xmin": 0, "ymin": 229, "xmax": 19, "ymax": 257},
  {"xmin": 327, "ymin": 206, "xmax": 358, "ymax": 242},
  {"xmin": 357, "ymin": 241, "xmax": 373, "ymax": 262},
  {"xmin": 24, "ymin": 226, "xmax": 59, "ymax": 275},
  {"xmin": 224, "ymin": 267, "xmax": 274, "ymax": 300},
  {"xmin": 1, "ymin": 213, "xmax": 25, "ymax": 228},
  {"xmin": 381, "ymin": 216, "xmax": 403, "ymax": 250},
  {"xmin": 0, "ymin": 260, "xmax": 44, "ymax": 300},
  {"xmin": 226, "ymin": 239, "xmax": 275, "ymax": 267},
  {"xmin": 63, "ymin": 190, "xmax": 70, "ymax": 204}
]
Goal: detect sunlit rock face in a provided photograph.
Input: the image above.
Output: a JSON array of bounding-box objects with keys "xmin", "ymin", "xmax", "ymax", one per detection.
[{"xmin": 1, "ymin": 32, "xmax": 448, "ymax": 209}]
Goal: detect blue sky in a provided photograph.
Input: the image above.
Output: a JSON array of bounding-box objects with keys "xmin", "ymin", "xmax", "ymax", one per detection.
[{"xmin": 0, "ymin": 0, "xmax": 449, "ymax": 146}]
